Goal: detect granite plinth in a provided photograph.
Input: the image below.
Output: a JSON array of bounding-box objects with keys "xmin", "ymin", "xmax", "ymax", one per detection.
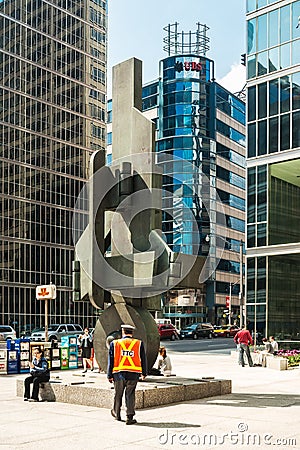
[
  {"xmin": 265, "ymin": 356, "xmax": 288, "ymax": 370},
  {"xmin": 16, "ymin": 374, "xmax": 231, "ymax": 408}
]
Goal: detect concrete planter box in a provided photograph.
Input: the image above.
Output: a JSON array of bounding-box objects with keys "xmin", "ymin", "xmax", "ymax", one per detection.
[
  {"xmin": 231, "ymin": 350, "xmax": 288, "ymax": 370},
  {"xmin": 265, "ymin": 356, "xmax": 288, "ymax": 371}
]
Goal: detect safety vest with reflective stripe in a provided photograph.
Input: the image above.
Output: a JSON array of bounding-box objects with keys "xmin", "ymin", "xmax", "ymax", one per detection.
[{"xmin": 112, "ymin": 338, "xmax": 142, "ymax": 373}]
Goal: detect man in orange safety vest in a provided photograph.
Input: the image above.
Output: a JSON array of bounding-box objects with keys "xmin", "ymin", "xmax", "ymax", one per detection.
[{"xmin": 107, "ymin": 324, "xmax": 147, "ymax": 425}]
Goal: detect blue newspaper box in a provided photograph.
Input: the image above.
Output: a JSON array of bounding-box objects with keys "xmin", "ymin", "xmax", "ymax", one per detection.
[
  {"xmin": 7, "ymin": 350, "xmax": 19, "ymax": 374},
  {"xmin": 60, "ymin": 336, "xmax": 69, "ymax": 369},
  {"xmin": 0, "ymin": 342, "xmax": 7, "ymax": 374}
]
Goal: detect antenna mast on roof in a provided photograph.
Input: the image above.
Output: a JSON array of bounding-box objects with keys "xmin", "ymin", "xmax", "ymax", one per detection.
[{"xmin": 163, "ymin": 22, "xmax": 210, "ymax": 56}]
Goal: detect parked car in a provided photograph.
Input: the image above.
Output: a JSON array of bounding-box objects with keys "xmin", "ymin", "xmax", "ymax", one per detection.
[
  {"xmin": 0, "ymin": 325, "xmax": 17, "ymax": 340},
  {"xmin": 157, "ymin": 323, "xmax": 179, "ymax": 341},
  {"xmin": 30, "ymin": 323, "xmax": 83, "ymax": 342},
  {"xmin": 214, "ymin": 325, "xmax": 240, "ymax": 338},
  {"xmin": 179, "ymin": 322, "xmax": 215, "ymax": 340}
]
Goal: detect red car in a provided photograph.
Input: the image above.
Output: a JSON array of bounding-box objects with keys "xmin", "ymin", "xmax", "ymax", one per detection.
[
  {"xmin": 214, "ymin": 325, "xmax": 240, "ymax": 338},
  {"xmin": 157, "ymin": 324, "xmax": 179, "ymax": 341}
]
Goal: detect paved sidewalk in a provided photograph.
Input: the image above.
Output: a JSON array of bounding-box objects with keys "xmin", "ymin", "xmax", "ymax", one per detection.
[{"xmin": 1, "ymin": 351, "xmax": 299, "ymax": 449}]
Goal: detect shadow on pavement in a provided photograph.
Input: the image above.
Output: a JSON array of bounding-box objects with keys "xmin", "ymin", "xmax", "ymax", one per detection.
[
  {"xmin": 199, "ymin": 393, "xmax": 300, "ymax": 408},
  {"xmin": 136, "ymin": 422, "xmax": 201, "ymax": 428}
]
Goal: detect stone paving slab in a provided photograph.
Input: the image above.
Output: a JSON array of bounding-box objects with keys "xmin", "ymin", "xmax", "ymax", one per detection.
[{"xmin": 2, "ymin": 352, "xmax": 300, "ymax": 450}]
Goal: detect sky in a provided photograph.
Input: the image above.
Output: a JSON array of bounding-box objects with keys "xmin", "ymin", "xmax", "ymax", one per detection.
[{"xmin": 107, "ymin": 0, "xmax": 246, "ymax": 96}]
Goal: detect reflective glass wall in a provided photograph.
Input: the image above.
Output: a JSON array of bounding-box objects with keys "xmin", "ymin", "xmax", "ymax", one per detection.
[
  {"xmin": 247, "ymin": 73, "xmax": 300, "ymax": 158},
  {"xmin": 0, "ymin": 0, "xmax": 107, "ymax": 333},
  {"xmin": 246, "ymin": 0, "xmax": 300, "ymax": 340},
  {"xmin": 247, "ymin": 1, "xmax": 300, "ymax": 79},
  {"xmin": 157, "ymin": 55, "xmax": 214, "ymax": 255},
  {"xmin": 157, "ymin": 55, "xmax": 246, "ymax": 324}
]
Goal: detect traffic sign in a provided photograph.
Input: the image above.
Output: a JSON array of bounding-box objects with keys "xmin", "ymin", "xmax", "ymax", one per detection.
[
  {"xmin": 36, "ymin": 284, "xmax": 57, "ymax": 300},
  {"xmin": 226, "ymin": 295, "xmax": 230, "ymax": 308}
]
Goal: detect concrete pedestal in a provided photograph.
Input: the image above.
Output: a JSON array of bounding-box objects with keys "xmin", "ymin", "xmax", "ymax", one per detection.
[{"xmin": 17, "ymin": 374, "xmax": 231, "ymax": 408}]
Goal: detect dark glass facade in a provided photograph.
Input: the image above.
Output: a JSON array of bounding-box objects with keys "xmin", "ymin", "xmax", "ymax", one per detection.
[
  {"xmin": 0, "ymin": 0, "xmax": 107, "ymax": 333},
  {"xmin": 247, "ymin": 74, "xmax": 300, "ymax": 158},
  {"xmin": 246, "ymin": 0, "xmax": 300, "ymax": 340}
]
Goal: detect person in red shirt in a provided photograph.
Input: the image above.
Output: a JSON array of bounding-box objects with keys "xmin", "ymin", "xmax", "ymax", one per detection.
[{"xmin": 234, "ymin": 325, "xmax": 254, "ymax": 367}]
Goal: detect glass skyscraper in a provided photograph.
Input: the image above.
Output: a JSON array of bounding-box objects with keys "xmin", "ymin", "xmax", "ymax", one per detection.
[
  {"xmin": 246, "ymin": 0, "xmax": 300, "ymax": 340},
  {"xmin": 107, "ymin": 23, "xmax": 246, "ymax": 327},
  {"xmin": 0, "ymin": 0, "xmax": 107, "ymax": 333}
]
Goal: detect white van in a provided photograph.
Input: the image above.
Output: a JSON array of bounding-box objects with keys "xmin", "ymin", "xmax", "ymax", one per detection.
[
  {"xmin": 30, "ymin": 323, "xmax": 83, "ymax": 342},
  {"xmin": 154, "ymin": 318, "xmax": 172, "ymax": 325},
  {"xmin": 0, "ymin": 325, "xmax": 17, "ymax": 340}
]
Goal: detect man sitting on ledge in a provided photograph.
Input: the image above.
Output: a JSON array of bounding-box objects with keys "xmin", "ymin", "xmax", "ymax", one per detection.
[{"xmin": 24, "ymin": 348, "xmax": 50, "ymax": 402}]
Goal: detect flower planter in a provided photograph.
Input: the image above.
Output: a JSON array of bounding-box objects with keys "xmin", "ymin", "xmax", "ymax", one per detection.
[{"xmin": 277, "ymin": 349, "xmax": 300, "ymax": 367}]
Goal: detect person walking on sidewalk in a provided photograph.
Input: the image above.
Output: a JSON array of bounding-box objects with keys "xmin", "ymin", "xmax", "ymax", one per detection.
[
  {"xmin": 24, "ymin": 348, "xmax": 50, "ymax": 401},
  {"xmin": 79, "ymin": 327, "xmax": 94, "ymax": 373},
  {"xmin": 234, "ymin": 325, "xmax": 253, "ymax": 367},
  {"xmin": 107, "ymin": 324, "xmax": 147, "ymax": 425}
]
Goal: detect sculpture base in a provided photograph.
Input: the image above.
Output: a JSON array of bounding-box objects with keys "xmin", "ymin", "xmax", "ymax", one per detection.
[
  {"xmin": 16, "ymin": 373, "xmax": 231, "ymax": 408},
  {"xmin": 93, "ymin": 303, "xmax": 160, "ymax": 371}
]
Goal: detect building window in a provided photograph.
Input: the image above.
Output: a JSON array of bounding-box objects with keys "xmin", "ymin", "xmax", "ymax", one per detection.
[
  {"xmin": 91, "ymin": 0, "xmax": 106, "ymax": 8},
  {"xmin": 89, "ymin": 7, "xmax": 105, "ymax": 27},
  {"xmin": 91, "ymin": 28, "xmax": 105, "ymax": 44},
  {"xmin": 90, "ymin": 103, "xmax": 105, "ymax": 121},
  {"xmin": 91, "ymin": 124, "xmax": 104, "ymax": 139},
  {"xmin": 91, "ymin": 66, "xmax": 105, "ymax": 84}
]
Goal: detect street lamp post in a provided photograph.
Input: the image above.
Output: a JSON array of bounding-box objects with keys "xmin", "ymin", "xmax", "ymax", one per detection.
[
  {"xmin": 229, "ymin": 279, "xmax": 240, "ymax": 327},
  {"xmin": 205, "ymin": 234, "xmax": 244, "ymax": 327},
  {"xmin": 228, "ymin": 282, "xmax": 232, "ymax": 326},
  {"xmin": 239, "ymin": 239, "xmax": 244, "ymax": 329}
]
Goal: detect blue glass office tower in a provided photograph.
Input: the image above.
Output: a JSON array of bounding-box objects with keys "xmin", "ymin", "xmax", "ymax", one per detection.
[
  {"xmin": 246, "ymin": 0, "xmax": 300, "ymax": 340},
  {"xmin": 107, "ymin": 23, "xmax": 246, "ymax": 327}
]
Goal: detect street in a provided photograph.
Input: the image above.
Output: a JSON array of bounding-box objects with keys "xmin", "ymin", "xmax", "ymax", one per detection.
[{"xmin": 161, "ymin": 337, "xmax": 237, "ymax": 354}]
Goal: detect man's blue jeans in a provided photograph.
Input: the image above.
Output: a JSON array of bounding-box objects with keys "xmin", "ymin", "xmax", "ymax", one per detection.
[{"xmin": 239, "ymin": 343, "xmax": 253, "ymax": 367}]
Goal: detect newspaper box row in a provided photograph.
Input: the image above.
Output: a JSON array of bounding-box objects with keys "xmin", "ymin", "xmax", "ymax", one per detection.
[{"xmin": 0, "ymin": 336, "xmax": 83, "ymax": 374}]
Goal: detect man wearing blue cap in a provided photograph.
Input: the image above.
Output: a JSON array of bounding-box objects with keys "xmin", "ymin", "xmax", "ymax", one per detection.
[{"xmin": 107, "ymin": 324, "xmax": 147, "ymax": 425}]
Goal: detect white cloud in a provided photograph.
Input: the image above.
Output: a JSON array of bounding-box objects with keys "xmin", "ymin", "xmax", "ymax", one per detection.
[{"xmin": 217, "ymin": 64, "xmax": 246, "ymax": 95}]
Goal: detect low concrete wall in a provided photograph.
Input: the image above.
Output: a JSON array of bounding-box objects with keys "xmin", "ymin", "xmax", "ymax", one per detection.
[
  {"xmin": 231, "ymin": 350, "xmax": 288, "ymax": 370},
  {"xmin": 17, "ymin": 375, "xmax": 232, "ymax": 409},
  {"xmin": 265, "ymin": 356, "xmax": 288, "ymax": 371}
]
